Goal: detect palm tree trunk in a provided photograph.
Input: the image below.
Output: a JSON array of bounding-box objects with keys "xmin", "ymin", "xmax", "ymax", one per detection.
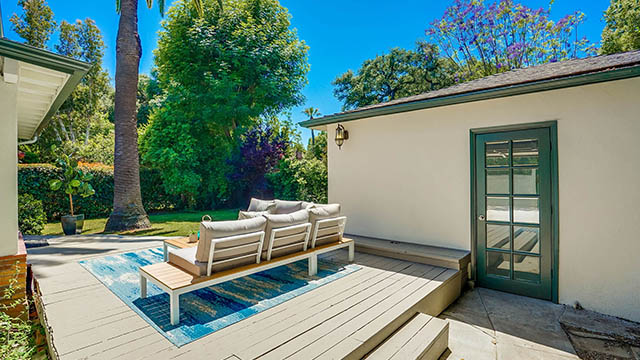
[{"xmin": 105, "ymin": 0, "xmax": 151, "ymax": 232}]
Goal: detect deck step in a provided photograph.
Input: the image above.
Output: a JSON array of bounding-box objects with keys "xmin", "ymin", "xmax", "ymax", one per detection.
[
  {"xmin": 366, "ymin": 313, "xmax": 449, "ymax": 360},
  {"xmin": 350, "ymin": 234, "xmax": 470, "ymax": 293},
  {"xmin": 350, "ymin": 235, "xmax": 470, "ymax": 271}
]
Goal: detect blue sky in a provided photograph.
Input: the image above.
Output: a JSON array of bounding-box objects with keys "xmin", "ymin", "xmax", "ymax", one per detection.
[{"xmin": 1, "ymin": 0, "xmax": 610, "ymax": 144}]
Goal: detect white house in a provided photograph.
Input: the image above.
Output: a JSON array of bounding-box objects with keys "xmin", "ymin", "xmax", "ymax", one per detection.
[
  {"xmin": 0, "ymin": 36, "xmax": 88, "ymax": 312},
  {"xmin": 301, "ymin": 51, "xmax": 640, "ymax": 323}
]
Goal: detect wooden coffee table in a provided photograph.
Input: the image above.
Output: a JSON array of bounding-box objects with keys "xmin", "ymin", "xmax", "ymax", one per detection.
[{"xmin": 163, "ymin": 237, "xmax": 197, "ymax": 261}]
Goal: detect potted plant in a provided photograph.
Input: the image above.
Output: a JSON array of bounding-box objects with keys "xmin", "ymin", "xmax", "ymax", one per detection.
[{"xmin": 49, "ymin": 151, "xmax": 95, "ymax": 235}]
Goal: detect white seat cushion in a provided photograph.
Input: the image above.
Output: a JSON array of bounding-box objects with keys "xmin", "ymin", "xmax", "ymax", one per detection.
[
  {"xmin": 309, "ymin": 204, "xmax": 342, "ymax": 247},
  {"xmin": 195, "ymin": 217, "xmax": 266, "ymax": 263},
  {"xmin": 274, "ymin": 199, "xmax": 303, "ymax": 214},
  {"xmin": 238, "ymin": 210, "xmax": 269, "ymax": 220},
  {"xmin": 262, "ymin": 209, "xmax": 309, "ymax": 259},
  {"xmin": 247, "ymin": 198, "xmax": 275, "ymax": 212}
]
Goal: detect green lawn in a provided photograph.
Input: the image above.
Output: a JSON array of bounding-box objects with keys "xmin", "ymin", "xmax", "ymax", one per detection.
[{"xmin": 42, "ymin": 209, "xmax": 240, "ymax": 237}]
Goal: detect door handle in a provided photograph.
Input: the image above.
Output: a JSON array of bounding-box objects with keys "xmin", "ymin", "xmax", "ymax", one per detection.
[{"xmin": 478, "ymin": 215, "xmax": 485, "ymax": 221}]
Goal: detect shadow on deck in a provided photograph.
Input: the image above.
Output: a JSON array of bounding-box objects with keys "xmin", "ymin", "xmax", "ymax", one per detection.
[{"xmin": 28, "ymin": 235, "xmax": 463, "ymax": 359}]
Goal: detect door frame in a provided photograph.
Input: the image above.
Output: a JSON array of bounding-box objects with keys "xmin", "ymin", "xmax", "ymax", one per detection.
[{"xmin": 470, "ymin": 121, "xmax": 559, "ymax": 303}]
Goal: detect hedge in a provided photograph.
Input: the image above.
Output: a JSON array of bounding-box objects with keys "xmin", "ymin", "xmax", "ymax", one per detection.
[
  {"xmin": 18, "ymin": 163, "xmax": 181, "ymax": 221},
  {"xmin": 18, "ymin": 193, "xmax": 46, "ymax": 235}
]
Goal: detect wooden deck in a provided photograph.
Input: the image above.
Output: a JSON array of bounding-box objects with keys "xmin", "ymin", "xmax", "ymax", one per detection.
[{"xmin": 27, "ymin": 235, "xmax": 460, "ymax": 360}]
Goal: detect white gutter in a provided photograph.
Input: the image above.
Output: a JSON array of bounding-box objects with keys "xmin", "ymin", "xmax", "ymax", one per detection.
[{"xmin": 18, "ymin": 135, "xmax": 38, "ymax": 146}]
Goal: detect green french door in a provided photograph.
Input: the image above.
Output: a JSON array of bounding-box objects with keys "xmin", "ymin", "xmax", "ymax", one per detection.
[{"xmin": 475, "ymin": 128, "xmax": 553, "ymax": 300}]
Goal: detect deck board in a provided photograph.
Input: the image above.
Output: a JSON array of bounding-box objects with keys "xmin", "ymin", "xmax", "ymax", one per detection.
[
  {"xmin": 286, "ymin": 267, "xmax": 448, "ymax": 360},
  {"xmin": 27, "ymin": 235, "xmax": 459, "ymax": 360},
  {"xmin": 235, "ymin": 264, "xmax": 437, "ymax": 359},
  {"xmin": 171, "ymin": 255, "xmax": 410, "ymax": 360}
]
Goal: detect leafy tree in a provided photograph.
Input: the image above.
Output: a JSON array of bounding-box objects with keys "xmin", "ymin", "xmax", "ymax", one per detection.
[
  {"xmin": 227, "ymin": 123, "xmax": 289, "ymax": 204},
  {"xmin": 106, "ymin": 0, "xmax": 203, "ymax": 231},
  {"xmin": 144, "ymin": 0, "xmax": 309, "ymax": 207},
  {"xmin": 55, "ymin": 20, "xmax": 79, "ymax": 57},
  {"xmin": 306, "ymin": 131, "xmax": 327, "ymax": 164},
  {"xmin": 601, "ymin": 0, "xmax": 640, "ymax": 54},
  {"xmin": 267, "ymin": 156, "xmax": 328, "ymax": 204},
  {"xmin": 426, "ymin": 0, "xmax": 597, "ymax": 80},
  {"xmin": 49, "ymin": 19, "xmax": 111, "ymax": 147},
  {"xmin": 333, "ymin": 43, "xmax": 452, "ymax": 110},
  {"xmin": 9, "ymin": 0, "xmax": 56, "ymax": 49},
  {"xmin": 267, "ymin": 122, "xmax": 327, "ymax": 204},
  {"xmin": 137, "ymin": 74, "xmax": 162, "ymax": 126},
  {"xmin": 302, "ymin": 107, "xmax": 321, "ymax": 145},
  {"xmin": 13, "ymin": 9, "xmax": 114, "ymax": 164}
]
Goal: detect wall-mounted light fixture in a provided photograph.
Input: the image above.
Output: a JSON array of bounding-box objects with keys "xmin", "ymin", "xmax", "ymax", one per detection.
[{"xmin": 335, "ymin": 124, "xmax": 349, "ymax": 149}]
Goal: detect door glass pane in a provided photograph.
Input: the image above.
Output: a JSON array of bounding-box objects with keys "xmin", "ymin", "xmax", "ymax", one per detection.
[
  {"xmin": 487, "ymin": 197, "xmax": 510, "ymax": 222},
  {"xmin": 487, "ymin": 224, "xmax": 510, "ymax": 250},
  {"xmin": 514, "ymin": 226, "xmax": 540, "ymax": 254},
  {"xmin": 487, "ymin": 169, "xmax": 509, "ymax": 194},
  {"xmin": 486, "ymin": 141, "xmax": 509, "ymax": 167},
  {"xmin": 514, "ymin": 255, "xmax": 540, "ymax": 283},
  {"xmin": 514, "ymin": 168, "xmax": 538, "ymax": 195},
  {"xmin": 513, "ymin": 139, "xmax": 538, "ymax": 166},
  {"xmin": 487, "ymin": 251, "xmax": 510, "ymax": 278},
  {"xmin": 513, "ymin": 197, "xmax": 539, "ymax": 224}
]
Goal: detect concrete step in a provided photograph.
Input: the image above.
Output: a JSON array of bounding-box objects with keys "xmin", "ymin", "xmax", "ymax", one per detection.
[{"xmin": 366, "ymin": 313, "xmax": 449, "ymax": 360}]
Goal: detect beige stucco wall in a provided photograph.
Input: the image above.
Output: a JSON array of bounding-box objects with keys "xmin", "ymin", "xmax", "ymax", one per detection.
[
  {"xmin": 326, "ymin": 77, "xmax": 640, "ymax": 322},
  {"xmin": 0, "ymin": 78, "xmax": 19, "ymax": 257}
]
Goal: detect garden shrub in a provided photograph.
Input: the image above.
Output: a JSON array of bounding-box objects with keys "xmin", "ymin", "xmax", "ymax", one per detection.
[
  {"xmin": 0, "ymin": 263, "xmax": 47, "ymax": 359},
  {"xmin": 17, "ymin": 194, "xmax": 46, "ymax": 235},
  {"xmin": 18, "ymin": 163, "xmax": 181, "ymax": 221},
  {"xmin": 267, "ymin": 157, "xmax": 328, "ymax": 204}
]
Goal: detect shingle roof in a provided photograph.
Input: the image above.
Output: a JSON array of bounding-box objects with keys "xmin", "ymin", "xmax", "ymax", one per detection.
[{"xmin": 301, "ymin": 50, "xmax": 640, "ymax": 128}]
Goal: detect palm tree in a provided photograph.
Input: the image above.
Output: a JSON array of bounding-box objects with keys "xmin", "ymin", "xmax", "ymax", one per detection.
[
  {"xmin": 105, "ymin": 0, "xmax": 203, "ymax": 232},
  {"xmin": 302, "ymin": 107, "xmax": 321, "ymax": 146}
]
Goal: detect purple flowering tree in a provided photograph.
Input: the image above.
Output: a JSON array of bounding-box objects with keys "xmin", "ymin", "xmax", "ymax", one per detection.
[
  {"xmin": 228, "ymin": 124, "xmax": 288, "ymax": 205},
  {"xmin": 426, "ymin": 0, "xmax": 597, "ymax": 80}
]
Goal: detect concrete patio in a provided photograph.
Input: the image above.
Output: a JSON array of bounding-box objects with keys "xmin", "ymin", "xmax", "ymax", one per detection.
[{"xmin": 440, "ymin": 287, "xmax": 640, "ymax": 360}]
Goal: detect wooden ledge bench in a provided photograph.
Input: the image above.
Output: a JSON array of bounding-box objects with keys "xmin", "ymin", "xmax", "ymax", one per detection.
[
  {"xmin": 140, "ymin": 237, "xmax": 354, "ymax": 325},
  {"xmin": 162, "ymin": 237, "xmax": 196, "ymax": 261}
]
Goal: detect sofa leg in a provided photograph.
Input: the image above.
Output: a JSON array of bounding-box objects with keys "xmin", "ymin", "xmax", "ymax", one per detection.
[
  {"xmin": 170, "ymin": 293, "xmax": 180, "ymax": 326},
  {"xmin": 140, "ymin": 274, "xmax": 147, "ymax": 299},
  {"xmin": 308, "ymin": 255, "xmax": 318, "ymax": 276},
  {"xmin": 163, "ymin": 242, "xmax": 168, "ymax": 261},
  {"xmin": 348, "ymin": 242, "xmax": 355, "ymax": 262}
]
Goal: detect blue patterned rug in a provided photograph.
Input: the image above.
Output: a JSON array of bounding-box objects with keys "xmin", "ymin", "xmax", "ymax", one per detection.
[{"xmin": 79, "ymin": 247, "xmax": 360, "ymax": 347}]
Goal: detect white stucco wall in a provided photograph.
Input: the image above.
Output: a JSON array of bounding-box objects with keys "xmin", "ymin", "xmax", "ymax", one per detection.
[
  {"xmin": 326, "ymin": 77, "xmax": 640, "ymax": 322},
  {"xmin": 0, "ymin": 78, "xmax": 19, "ymax": 257}
]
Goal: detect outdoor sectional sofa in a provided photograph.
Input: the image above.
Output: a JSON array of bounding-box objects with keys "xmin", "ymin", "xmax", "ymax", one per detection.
[{"xmin": 139, "ymin": 199, "xmax": 353, "ymax": 325}]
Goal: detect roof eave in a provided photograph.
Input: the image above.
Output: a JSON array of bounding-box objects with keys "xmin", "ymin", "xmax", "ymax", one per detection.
[
  {"xmin": 32, "ymin": 68, "xmax": 87, "ymax": 139},
  {"xmin": 300, "ymin": 65, "xmax": 640, "ymax": 128},
  {"xmin": 0, "ymin": 38, "xmax": 91, "ymax": 139}
]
